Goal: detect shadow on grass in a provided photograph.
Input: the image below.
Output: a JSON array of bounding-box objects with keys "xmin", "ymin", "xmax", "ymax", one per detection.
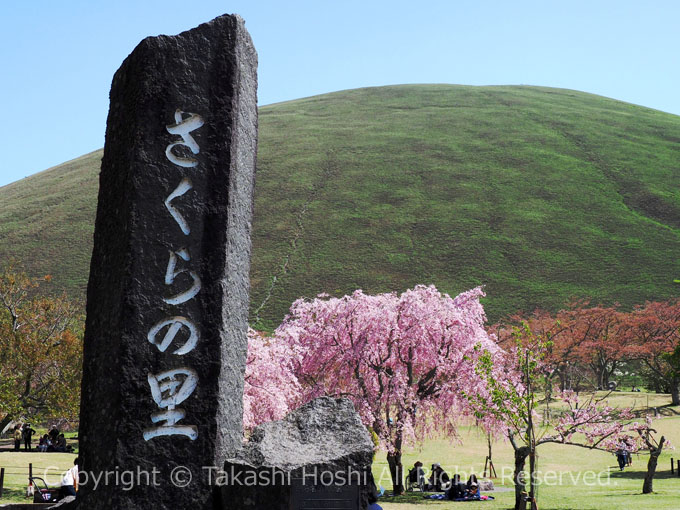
[
  {"xmin": 377, "ymin": 490, "xmax": 506, "ymax": 505},
  {"xmin": 379, "ymin": 490, "xmax": 444, "ymax": 505},
  {"xmin": 598, "ymin": 490, "xmax": 678, "ymax": 498},
  {"xmin": 631, "ymin": 403, "xmax": 680, "ymax": 418},
  {"xmin": 0, "ymin": 486, "xmax": 29, "ymax": 503},
  {"xmin": 523, "ymin": 491, "xmax": 674, "ymax": 510},
  {"xmin": 609, "ymin": 469, "xmax": 679, "ymax": 481},
  {"xmin": 655, "ymin": 403, "xmax": 679, "ymax": 416}
]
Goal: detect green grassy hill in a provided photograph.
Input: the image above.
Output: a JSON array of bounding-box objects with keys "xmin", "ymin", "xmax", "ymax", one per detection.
[{"xmin": 2, "ymin": 85, "xmax": 680, "ymax": 329}]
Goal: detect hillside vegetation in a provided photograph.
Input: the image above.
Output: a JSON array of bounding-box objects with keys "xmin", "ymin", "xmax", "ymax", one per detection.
[{"xmin": 1, "ymin": 85, "xmax": 680, "ymax": 329}]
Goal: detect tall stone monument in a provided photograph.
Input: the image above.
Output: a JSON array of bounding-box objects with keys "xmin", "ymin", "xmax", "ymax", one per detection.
[{"xmin": 76, "ymin": 14, "xmax": 257, "ymax": 509}]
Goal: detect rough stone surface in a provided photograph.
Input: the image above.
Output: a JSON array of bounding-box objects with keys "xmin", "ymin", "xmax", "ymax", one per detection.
[
  {"xmin": 479, "ymin": 479, "xmax": 495, "ymax": 491},
  {"xmin": 0, "ymin": 506, "xmax": 55, "ymax": 509},
  {"xmin": 76, "ymin": 14, "xmax": 257, "ymax": 510},
  {"xmin": 48, "ymin": 496, "xmax": 77, "ymax": 508},
  {"xmin": 0, "ymin": 506, "xmax": 54, "ymax": 509},
  {"xmin": 218, "ymin": 397, "xmax": 376, "ymax": 509}
]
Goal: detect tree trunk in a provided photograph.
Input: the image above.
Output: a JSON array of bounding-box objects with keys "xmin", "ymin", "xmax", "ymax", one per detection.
[
  {"xmin": 0, "ymin": 415, "xmax": 13, "ymax": 434},
  {"xmin": 671, "ymin": 379, "xmax": 679, "ymax": 406},
  {"xmin": 487, "ymin": 433, "xmax": 493, "ymax": 464},
  {"xmin": 513, "ymin": 446, "xmax": 530, "ymax": 510},
  {"xmin": 643, "ymin": 436, "xmax": 665, "ymax": 494},
  {"xmin": 558, "ymin": 371, "xmax": 567, "ymax": 391},
  {"xmin": 528, "ymin": 449, "xmax": 537, "ymax": 504},
  {"xmin": 386, "ymin": 451, "xmax": 404, "ymax": 495},
  {"xmin": 596, "ymin": 363, "xmax": 608, "ymax": 389},
  {"xmin": 544, "ymin": 376, "xmax": 553, "ymax": 422}
]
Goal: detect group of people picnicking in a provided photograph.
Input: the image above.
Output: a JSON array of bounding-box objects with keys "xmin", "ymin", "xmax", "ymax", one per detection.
[
  {"xmin": 408, "ymin": 461, "xmax": 494, "ymax": 502},
  {"xmin": 12, "ymin": 423, "xmax": 72, "ymax": 453}
]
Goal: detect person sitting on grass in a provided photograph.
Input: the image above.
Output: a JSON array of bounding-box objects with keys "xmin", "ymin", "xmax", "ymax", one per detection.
[
  {"xmin": 367, "ymin": 491, "xmax": 382, "ymax": 510},
  {"xmin": 465, "ymin": 479, "xmax": 481, "ymax": 499},
  {"xmin": 407, "ymin": 461, "xmax": 426, "ymax": 490},
  {"xmin": 49, "ymin": 425, "xmax": 60, "ymax": 444},
  {"xmin": 426, "ymin": 463, "xmax": 450, "ymax": 491},
  {"xmin": 441, "ymin": 474, "xmax": 493, "ymax": 502},
  {"xmin": 446, "ymin": 474, "xmax": 465, "ymax": 500},
  {"xmin": 37, "ymin": 434, "xmax": 51, "ymax": 452},
  {"xmin": 60, "ymin": 457, "xmax": 80, "ymax": 498},
  {"xmin": 445, "ymin": 474, "xmax": 478, "ymax": 500},
  {"xmin": 466, "ymin": 475, "xmax": 479, "ymax": 490},
  {"xmin": 55, "ymin": 434, "xmax": 70, "ymax": 453}
]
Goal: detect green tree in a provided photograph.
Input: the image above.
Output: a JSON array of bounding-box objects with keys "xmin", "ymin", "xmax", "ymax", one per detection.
[
  {"xmin": 468, "ymin": 323, "xmax": 664, "ymax": 510},
  {"xmin": 0, "ymin": 264, "xmax": 82, "ymax": 431}
]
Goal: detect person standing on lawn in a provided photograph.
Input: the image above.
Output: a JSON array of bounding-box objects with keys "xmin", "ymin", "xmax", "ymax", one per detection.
[
  {"xmin": 22, "ymin": 423, "xmax": 36, "ymax": 451},
  {"xmin": 616, "ymin": 446, "xmax": 627, "ymax": 470},
  {"xmin": 13, "ymin": 424, "xmax": 22, "ymax": 451}
]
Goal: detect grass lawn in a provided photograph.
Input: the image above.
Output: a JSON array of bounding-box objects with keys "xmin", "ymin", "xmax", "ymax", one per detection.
[
  {"xmin": 0, "ymin": 396, "xmax": 677, "ymax": 507},
  {"xmin": 0, "ymin": 432, "xmax": 78, "ymax": 503},
  {"xmin": 0, "ymin": 451, "xmax": 77, "ymax": 503},
  {"xmin": 373, "ymin": 395, "xmax": 680, "ymax": 510}
]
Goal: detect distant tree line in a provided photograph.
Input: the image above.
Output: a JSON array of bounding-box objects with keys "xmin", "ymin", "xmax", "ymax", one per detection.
[{"xmin": 491, "ymin": 300, "xmax": 680, "ymax": 406}]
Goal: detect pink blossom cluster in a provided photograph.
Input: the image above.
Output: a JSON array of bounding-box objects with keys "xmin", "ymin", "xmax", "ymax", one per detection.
[
  {"xmin": 273, "ymin": 285, "xmax": 502, "ymax": 449},
  {"xmin": 550, "ymin": 390, "xmax": 670, "ymax": 452},
  {"xmin": 243, "ymin": 328, "xmax": 301, "ymax": 430}
]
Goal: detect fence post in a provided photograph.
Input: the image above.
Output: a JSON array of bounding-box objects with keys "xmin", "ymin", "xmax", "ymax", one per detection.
[
  {"xmin": 673, "ymin": 458, "xmax": 675, "ymax": 475},
  {"xmin": 0, "ymin": 467, "xmax": 5, "ymax": 499},
  {"xmin": 29, "ymin": 462, "xmax": 33, "ymax": 482},
  {"xmin": 677, "ymin": 459, "xmax": 680, "ymax": 478}
]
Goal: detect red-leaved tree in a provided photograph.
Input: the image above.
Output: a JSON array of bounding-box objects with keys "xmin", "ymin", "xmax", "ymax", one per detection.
[
  {"xmin": 495, "ymin": 302, "xmax": 641, "ymax": 394},
  {"xmin": 557, "ymin": 303, "xmax": 629, "ymax": 390},
  {"xmin": 623, "ymin": 300, "xmax": 680, "ymax": 405},
  {"xmin": 274, "ymin": 285, "xmax": 502, "ymax": 494}
]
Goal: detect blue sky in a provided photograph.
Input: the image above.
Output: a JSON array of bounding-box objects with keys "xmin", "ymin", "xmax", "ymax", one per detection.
[{"xmin": 1, "ymin": 0, "xmax": 678, "ymax": 188}]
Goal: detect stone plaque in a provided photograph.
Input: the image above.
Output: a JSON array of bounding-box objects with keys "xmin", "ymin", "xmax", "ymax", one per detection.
[
  {"xmin": 76, "ymin": 14, "xmax": 257, "ymax": 509},
  {"xmin": 218, "ymin": 398, "xmax": 374, "ymax": 510},
  {"xmin": 289, "ymin": 482, "xmax": 359, "ymax": 510}
]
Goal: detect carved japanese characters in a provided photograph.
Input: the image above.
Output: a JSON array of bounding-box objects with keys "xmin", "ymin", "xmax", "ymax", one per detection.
[{"xmin": 77, "ymin": 14, "xmax": 257, "ymax": 509}]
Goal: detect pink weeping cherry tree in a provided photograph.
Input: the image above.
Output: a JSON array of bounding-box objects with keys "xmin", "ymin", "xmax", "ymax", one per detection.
[
  {"xmin": 242, "ymin": 328, "xmax": 301, "ymax": 431},
  {"xmin": 274, "ymin": 285, "xmax": 504, "ymax": 494}
]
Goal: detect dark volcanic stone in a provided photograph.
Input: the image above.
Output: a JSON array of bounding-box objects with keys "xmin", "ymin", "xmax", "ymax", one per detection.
[
  {"xmin": 217, "ymin": 397, "xmax": 376, "ymax": 510},
  {"xmin": 76, "ymin": 14, "xmax": 257, "ymax": 510},
  {"xmin": 48, "ymin": 496, "xmax": 77, "ymax": 508}
]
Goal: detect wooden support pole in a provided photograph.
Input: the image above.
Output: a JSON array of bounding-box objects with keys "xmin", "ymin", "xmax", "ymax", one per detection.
[
  {"xmin": 29, "ymin": 463, "xmax": 33, "ymax": 482},
  {"xmin": 518, "ymin": 493, "xmax": 528, "ymax": 510},
  {"xmin": 0, "ymin": 467, "xmax": 5, "ymax": 499},
  {"xmin": 672, "ymin": 458, "xmax": 675, "ymax": 475},
  {"xmin": 677, "ymin": 459, "xmax": 680, "ymax": 477}
]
